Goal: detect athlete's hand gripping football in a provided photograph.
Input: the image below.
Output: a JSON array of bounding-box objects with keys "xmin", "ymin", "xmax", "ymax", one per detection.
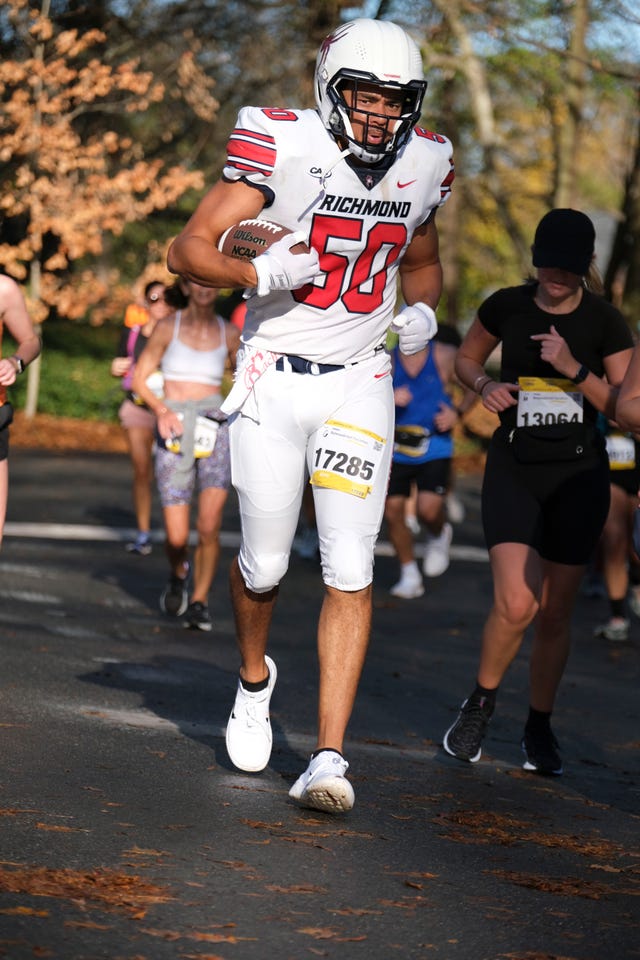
[
  {"xmin": 391, "ymin": 302, "xmax": 438, "ymax": 355},
  {"xmin": 252, "ymin": 233, "xmax": 320, "ymax": 297}
]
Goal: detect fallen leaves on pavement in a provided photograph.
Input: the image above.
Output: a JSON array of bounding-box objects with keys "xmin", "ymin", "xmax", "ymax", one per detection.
[{"xmin": 0, "ymin": 865, "xmax": 172, "ymax": 918}]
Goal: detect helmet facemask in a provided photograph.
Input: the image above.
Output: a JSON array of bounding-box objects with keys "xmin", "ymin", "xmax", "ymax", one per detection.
[{"xmin": 326, "ymin": 70, "xmax": 427, "ymax": 164}]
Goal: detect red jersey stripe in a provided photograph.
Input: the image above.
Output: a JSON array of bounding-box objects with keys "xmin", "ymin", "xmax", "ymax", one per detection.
[
  {"xmin": 226, "ymin": 129, "xmax": 276, "ymax": 176},
  {"xmin": 440, "ymin": 162, "xmax": 455, "ymax": 199},
  {"xmin": 232, "ymin": 127, "xmax": 275, "ymax": 144}
]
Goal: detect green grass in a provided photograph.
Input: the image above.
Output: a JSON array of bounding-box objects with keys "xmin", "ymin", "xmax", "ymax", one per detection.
[
  {"xmin": 4, "ymin": 291, "xmax": 246, "ymax": 422},
  {"xmin": 5, "ymin": 321, "xmax": 123, "ymax": 421}
]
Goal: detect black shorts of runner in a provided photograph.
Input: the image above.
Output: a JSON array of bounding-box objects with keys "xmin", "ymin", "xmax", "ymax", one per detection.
[
  {"xmin": 0, "ymin": 402, "xmax": 13, "ymax": 462},
  {"xmin": 610, "ymin": 463, "xmax": 640, "ymax": 496},
  {"xmin": 482, "ymin": 427, "xmax": 610, "ymax": 565},
  {"xmin": 387, "ymin": 457, "xmax": 451, "ymax": 498}
]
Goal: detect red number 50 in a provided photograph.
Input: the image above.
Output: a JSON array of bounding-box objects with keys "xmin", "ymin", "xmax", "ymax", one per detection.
[{"xmin": 294, "ymin": 214, "xmax": 407, "ymax": 313}]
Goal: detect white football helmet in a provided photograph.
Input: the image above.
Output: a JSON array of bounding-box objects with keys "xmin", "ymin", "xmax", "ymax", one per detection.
[{"xmin": 315, "ymin": 18, "xmax": 427, "ymax": 164}]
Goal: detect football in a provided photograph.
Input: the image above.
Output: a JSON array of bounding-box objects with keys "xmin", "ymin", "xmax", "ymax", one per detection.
[{"xmin": 217, "ymin": 218, "xmax": 309, "ymax": 262}]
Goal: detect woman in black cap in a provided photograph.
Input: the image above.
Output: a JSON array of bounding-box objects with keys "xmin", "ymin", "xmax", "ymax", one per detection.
[{"xmin": 442, "ymin": 208, "xmax": 633, "ymax": 775}]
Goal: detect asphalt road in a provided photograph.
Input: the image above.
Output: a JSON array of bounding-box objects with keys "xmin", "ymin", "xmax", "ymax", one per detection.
[{"xmin": 0, "ymin": 449, "xmax": 638, "ymax": 960}]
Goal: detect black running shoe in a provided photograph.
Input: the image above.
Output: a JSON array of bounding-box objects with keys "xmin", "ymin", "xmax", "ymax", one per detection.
[
  {"xmin": 443, "ymin": 694, "xmax": 493, "ymax": 762},
  {"xmin": 521, "ymin": 726, "xmax": 563, "ymax": 775},
  {"xmin": 160, "ymin": 571, "xmax": 189, "ymax": 617},
  {"xmin": 184, "ymin": 601, "xmax": 212, "ymax": 632}
]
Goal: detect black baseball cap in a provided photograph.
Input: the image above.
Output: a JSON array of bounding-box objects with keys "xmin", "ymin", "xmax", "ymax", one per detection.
[{"xmin": 531, "ymin": 208, "xmax": 595, "ymax": 276}]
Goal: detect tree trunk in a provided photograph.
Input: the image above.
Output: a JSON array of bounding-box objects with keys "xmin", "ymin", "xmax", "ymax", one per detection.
[
  {"xmin": 24, "ymin": 260, "xmax": 41, "ymax": 420},
  {"xmin": 439, "ymin": 76, "xmax": 461, "ymax": 328},
  {"xmin": 22, "ymin": 0, "xmax": 50, "ymax": 420},
  {"xmin": 604, "ymin": 86, "xmax": 640, "ymax": 318},
  {"xmin": 553, "ymin": 0, "xmax": 589, "ymax": 207},
  {"xmin": 429, "ymin": 0, "xmax": 530, "ymax": 268}
]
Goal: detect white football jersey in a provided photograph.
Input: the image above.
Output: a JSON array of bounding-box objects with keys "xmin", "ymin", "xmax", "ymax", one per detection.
[{"xmin": 224, "ymin": 107, "xmax": 454, "ymax": 364}]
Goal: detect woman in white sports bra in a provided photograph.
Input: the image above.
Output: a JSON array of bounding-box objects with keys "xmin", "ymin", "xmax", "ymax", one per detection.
[{"xmin": 132, "ymin": 279, "xmax": 240, "ymax": 631}]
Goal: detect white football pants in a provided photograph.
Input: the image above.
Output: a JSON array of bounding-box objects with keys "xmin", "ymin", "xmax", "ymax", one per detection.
[{"xmin": 229, "ymin": 351, "xmax": 394, "ymax": 592}]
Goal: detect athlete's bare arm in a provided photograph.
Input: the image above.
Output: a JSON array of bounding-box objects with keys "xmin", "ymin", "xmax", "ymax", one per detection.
[
  {"xmin": 616, "ymin": 344, "xmax": 640, "ymax": 432},
  {"xmin": 0, "ymin": 276, "xmax": 41, "ymax": 386},
  {"xmin": 130, "ymin": 316, "xmax": 173, "ymax": 411},
  {"xmin": 398, "ymin": 218, "xmax": 443, "ymax": 310},
  {"xmin": 168, "ymin": 179, "xmax": 266, "ymax": 289}
]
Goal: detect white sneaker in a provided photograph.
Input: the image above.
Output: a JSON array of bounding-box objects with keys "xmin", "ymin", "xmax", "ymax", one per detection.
[
  {"xmin": 405, "ymin": 514, "xmax": 421, "ymax": 536},
  {"xmin": 629, "ymin": 586, "xmax": 640, "ymax": 619},
  {"xmin": 594, "ymin": 617, "xmax": 630, "ymax": 642},
  {"xmin": 289, "ymin": 750, "xmax": 355, "ymax": 813},
  {"xmin": 390, "ymin": 564, "xmax": 424, "ymax": 599},
  {"xmin": 225, "ymin": 656, "xmax": 277, "ymax": 772},
  {"xmin": 446, "ymin": 492, "xmax": 466, "ymax": 524},
  {"xmin": 423, "ymin": 522, "xmax": 452, "ymax": 577}
]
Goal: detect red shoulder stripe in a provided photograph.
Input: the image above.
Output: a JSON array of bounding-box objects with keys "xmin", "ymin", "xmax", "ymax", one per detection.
[{"xmin": 226, "ymin": 127, "xmax": 276, "ymax": 176}]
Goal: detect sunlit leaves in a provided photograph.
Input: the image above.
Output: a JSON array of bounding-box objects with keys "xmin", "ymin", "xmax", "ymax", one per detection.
[{"xmin": 0, "ymin": 0, "xmax": 208, "ymax": 324}]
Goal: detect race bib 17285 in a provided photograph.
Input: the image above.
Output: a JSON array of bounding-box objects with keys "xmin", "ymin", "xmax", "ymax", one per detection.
[{"xmin": 310, "ymin": 419, "xmax": 387, "ymax": 499}]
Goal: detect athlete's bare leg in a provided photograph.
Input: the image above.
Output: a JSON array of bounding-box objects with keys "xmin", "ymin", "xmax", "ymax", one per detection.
[
  {"xmin": 229, "ymin": 556, "xmax": 278, "ymax": 684},
  {"xmin": 529, "ymin": 560, "xmax": 585, "ymax": 712},
  {"xmin": 477, "ymin": 542, "xmax": 542, "ymax": 689},
  {"xmin": 417, "ymin": 488, "xmax": 446, "ymax": 537},
  {"xmin": 477, "ymin": 543, "xmax": 584, "ymax": 714},
  {"xmin": 190, "ymin": 486, "xmax": 228, "ymax": 604},
  {"xmin": 384, "ymin": 494, "xmax": 414, "ymax": 564},
  {"xmin": 0, "ymin": 459, "xmax": 8, "ymax": 548},
  {"xmin": 162, "ymin": 503, "xmax": 190, "ymax": 577},
  {"xmin": 600, "ymin": 483, "xmax": 632, "ymax": 604},
  {"xmin": 316, "ymin": 584, "xmax": 371, "ymax": 753},
  {"xmin": 126, "ymin": 425, "xmax": 154, "ymax": 535}
]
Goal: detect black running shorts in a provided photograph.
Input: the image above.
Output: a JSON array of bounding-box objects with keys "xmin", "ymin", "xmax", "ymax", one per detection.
[
  {"xmin": 0, "ymin": 423, "xmax": 9, "ymax": 462},
  {"xmin": 482, "ymin": 427, "xmax": 610, "ymax": 565},
  {"xmin": 387, "ymin": 457, "xmax": 452, "ymax": 498}
]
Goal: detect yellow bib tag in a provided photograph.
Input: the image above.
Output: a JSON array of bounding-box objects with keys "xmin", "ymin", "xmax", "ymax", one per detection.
[
  {"xmin": 194, "ymin": 416, "xmax": 219, "ymax": 459},
  {"xmin": 517, "ymin": 377, "xmax": 583, "ymax": 428},
  {"xmin": 310, "ymin": 419, "xmax": 386, "ymax": 499},
  {"xmin": 606, "ymin": 431, "xmax": 635, "ymax": 470}
]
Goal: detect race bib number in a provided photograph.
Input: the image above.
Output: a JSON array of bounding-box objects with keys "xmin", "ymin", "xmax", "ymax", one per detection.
[
  {"xmin": 517, "ymin": 377, "xmax": 583, "ymax": 427},
  {"xmin": 606, "ymin": 431, "xmax": 635, "ymax": 470},
  {"xmin": 194, "ymin": 416, "xmax": 220, "ymax": 459},
  {"xmin": 162, "ymin": 414, "xmax": 219, "ymax": 458},
  {"xmin": 310, "ymin": 419, "xmax": 386, "ymax": 499}
]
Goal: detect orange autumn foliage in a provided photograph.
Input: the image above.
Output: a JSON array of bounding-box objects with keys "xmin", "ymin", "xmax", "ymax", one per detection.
[{"xmin": 0, "ymin": 1, "xmax": 212, "ymax": 325}]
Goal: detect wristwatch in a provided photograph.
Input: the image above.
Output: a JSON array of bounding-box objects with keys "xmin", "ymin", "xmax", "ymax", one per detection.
[
  {"xmin": 571, "ymin": 364, "xmax": 589, "ymax": 385},
  {"xmin": 11, "ymin": 355, "xmax": 24, "ymax": 375}
]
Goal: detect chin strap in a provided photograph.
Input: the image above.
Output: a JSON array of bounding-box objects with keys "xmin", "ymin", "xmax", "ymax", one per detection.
[{"xmin": 321, "ymin": 146, "xmax": 352, "ymax": 186}]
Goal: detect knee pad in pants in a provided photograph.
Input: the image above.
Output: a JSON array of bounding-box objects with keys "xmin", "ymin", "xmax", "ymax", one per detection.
[
  {"xmin": 239, "ymin": 547, "xmax": 290, "ymax": 594},
  {"xmin": 321, "ymin": 530, "xmax": 374, "ymax": 591}
]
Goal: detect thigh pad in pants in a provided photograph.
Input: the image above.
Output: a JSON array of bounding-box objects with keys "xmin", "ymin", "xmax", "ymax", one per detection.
[{"xmin": 309, "ymin": 369, "xmax": 394, "ymax": 591}]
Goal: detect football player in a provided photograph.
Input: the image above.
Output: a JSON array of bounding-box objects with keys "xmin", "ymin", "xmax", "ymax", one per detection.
[{"xmin": 168, "ymin": 17, "xmax": 454, "ymax": 812}]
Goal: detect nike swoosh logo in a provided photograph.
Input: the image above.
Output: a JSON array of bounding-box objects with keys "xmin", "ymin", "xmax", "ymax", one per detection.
[
  {"xmin": 397, "ymin": 180, "xmax": 416, "ymax": 189},
  {"xmin": 374, "ymin": 372, "xmax": 390, "ymax": 379}
]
